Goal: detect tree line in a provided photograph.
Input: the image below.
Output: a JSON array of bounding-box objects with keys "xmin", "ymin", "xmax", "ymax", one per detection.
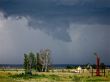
[{"xmin": 24, "ymin": 49, "xmax": 51, "ymax": 74}]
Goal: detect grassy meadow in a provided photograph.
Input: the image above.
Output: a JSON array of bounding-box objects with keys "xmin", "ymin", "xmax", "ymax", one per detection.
[{"xmin": 0, "ymin": 69, "xmax": 110, "ymax": 82}]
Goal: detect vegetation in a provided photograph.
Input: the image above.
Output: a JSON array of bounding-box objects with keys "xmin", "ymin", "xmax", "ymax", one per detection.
[
  {"xmin": 24, "ymin": 49, "xmax": 51, "ymax": 74},
  {"xmin": 0, "ymin": 69, "xmax": 110, "ymax": 82},
  {"xmin": 66, "ymin": 65, "xmax": 74, "ymax": 69},
  {"xmin": 0, "ymin": 49, "xmax": 109, "ymax": 82},
  {"xmin": 66, "ymin": 65, "xmax": 77, "ymax": 69}
]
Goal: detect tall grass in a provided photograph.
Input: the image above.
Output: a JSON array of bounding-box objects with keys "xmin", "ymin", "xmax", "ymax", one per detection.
[{"xmin": 0, "ymin": 69, "xmax": 110, "ymax": 82}]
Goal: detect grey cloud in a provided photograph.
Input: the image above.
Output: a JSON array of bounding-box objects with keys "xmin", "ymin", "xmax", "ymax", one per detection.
[
  {"xmin": 69, "ymin": 25, "xmax": 110, "ymax": 64},
  {"xmin": 0, "ymin": 0, "xmax": 110, "ymax": 42},
  {"xmin": 55, "ymin": 0, "xmax": 80, "ymax": 6},
  {"xmin": 28, "ymin": 18, "xmax": 71, "ymax": 42},
  {"xmin": 0, "ymin": 12, "xmax": 110, "ymax": 64}
]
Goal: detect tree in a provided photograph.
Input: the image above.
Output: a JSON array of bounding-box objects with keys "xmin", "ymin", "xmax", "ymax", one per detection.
[
  {"xmin": 28, "ymin": 52, "xmax": 36, "ymax": 70},
  {"xmin": 100, "ymin": 63, "xmax": 105, "ymax": 69},
  {"xmin": 66, "ymin": 65, "xmax": 73, "ymax": 69},
  {"xmin": 92, "ymin": 64, "xmax": 96, "ymax": 69},
  {"xmin": 24, "ymin": 52, "xmax": 36, "ymax": 74},
  {"xmin": 23, "ymin": 49, "xmax": 52, "ymax": 73},
  {"xmin": 100, "ymin": 63, "xmax": 106, "ymax": 76},
  {"xmin": 24, "ymin": 53, "xmax": 29, "ymax": 73},
  {"xmin": 39, "ymin": 49, "xmax": 51, "ymax": 72},
  {"xmin": 36, "ymin": 52, "xmax": 42, "ymax": 72}
]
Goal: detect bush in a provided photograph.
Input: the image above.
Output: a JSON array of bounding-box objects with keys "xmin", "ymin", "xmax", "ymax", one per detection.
[
  {"xmin": 66, "ymin": 65, "xmax": 73, "ymax": 69},
  {"xmin": 72, "ymin": 76, "xmax": 81, "ymax": 82}
]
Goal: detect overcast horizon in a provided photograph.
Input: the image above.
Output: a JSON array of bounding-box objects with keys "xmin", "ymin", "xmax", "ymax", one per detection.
[{"xmin": 0, "ymin": 0, "xmax": 110, "ymax": 64}]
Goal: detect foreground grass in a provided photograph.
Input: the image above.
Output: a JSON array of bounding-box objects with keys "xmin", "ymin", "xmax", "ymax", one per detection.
[{"xmin": 0, "ymin": 69, "xmax": 110, "ymax": 82}]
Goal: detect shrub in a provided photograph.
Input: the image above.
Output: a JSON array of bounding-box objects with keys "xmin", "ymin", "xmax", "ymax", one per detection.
[{"xmin": 66, "ymin": 65, "xmax": 73, "ymax": 69}]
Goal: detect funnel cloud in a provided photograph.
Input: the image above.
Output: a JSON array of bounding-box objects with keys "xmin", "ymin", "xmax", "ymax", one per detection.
[{"xmin": 0, "ymin": 0, "xmax": 110, "ymax": 64}]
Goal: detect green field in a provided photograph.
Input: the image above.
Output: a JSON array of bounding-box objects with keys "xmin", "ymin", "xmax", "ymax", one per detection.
[{"xmin": 0, "ymin": 69, "xmax": 110, "ymax": 82}]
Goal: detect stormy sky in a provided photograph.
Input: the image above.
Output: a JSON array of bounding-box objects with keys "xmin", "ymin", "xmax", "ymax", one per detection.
[{"xmin": 0, "ymin": 0, "xmax": 110, "ymax": 64}]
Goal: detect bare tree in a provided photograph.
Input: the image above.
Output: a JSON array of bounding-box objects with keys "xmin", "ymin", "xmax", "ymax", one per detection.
[{"xmin": 39, "ymin": 49, "xmax": 51, "ymax": 72}]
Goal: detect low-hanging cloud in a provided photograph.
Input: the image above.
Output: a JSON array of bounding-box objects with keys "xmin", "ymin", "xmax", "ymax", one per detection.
[
  {"xmin": 0, "ymin": 0, "xmax": 110, "ymax": 64},
  {"xmin": 0, "ymin": 0, "xmax": 110, "ymax": 42},
  {"xmin": 0, "ymin": 11, "xmax": 110, "ymax": 64}
]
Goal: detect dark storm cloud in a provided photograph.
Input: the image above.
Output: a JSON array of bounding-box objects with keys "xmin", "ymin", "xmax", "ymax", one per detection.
[
  {"xmin": 0, "ymin": 0, "xmax": 110, "ymax": 64},
  {"xmin": 0, "ymin": 0, "xmax": 110, "ymax": 42}
]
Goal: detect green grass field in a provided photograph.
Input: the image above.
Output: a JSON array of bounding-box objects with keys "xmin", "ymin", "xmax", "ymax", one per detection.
[{"xmin": 0, "ymin": 69, "xmax": 110, "ymax": 82}]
